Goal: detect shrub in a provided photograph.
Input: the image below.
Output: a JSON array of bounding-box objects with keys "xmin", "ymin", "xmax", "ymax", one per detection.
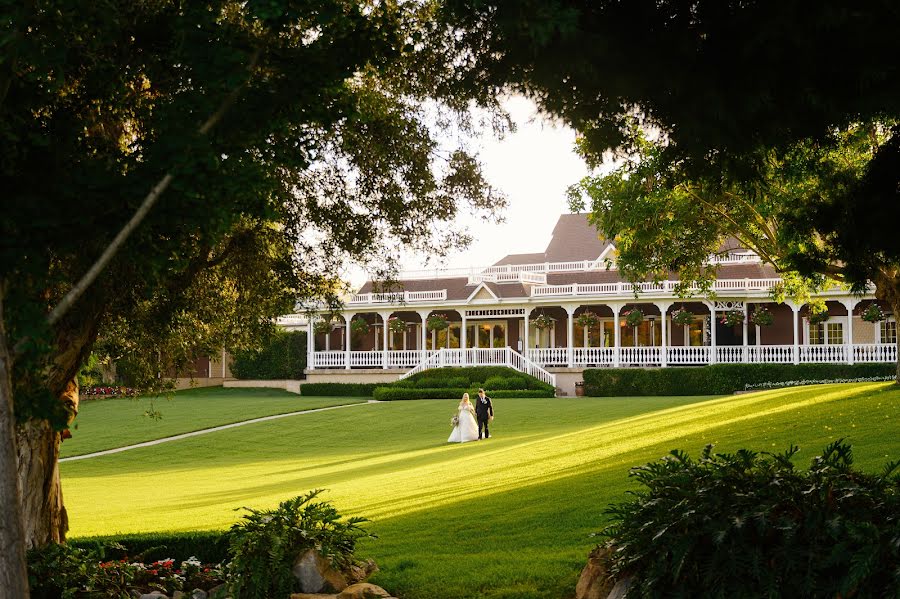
[
  {"xmin": 601, "ymin": 441, "xmax": 900, "ymax": 598},
  {"xmin": 231, "ymin": 330, "xmax": 307, "ymax": 380},
  {"xmin": 402, "ymin": 366, "xmax": 554, "ymax": 392},
  {"xmin": 582, "ymin": 363, "xmax": 896, "ymax": 396},
  {"xmin": 300, "ymin": 382, "xmax": 377, "ymax": 397},
  {"xmin": 372, "ymin": 386, "xmax": 554, "ymax": 400},
  {"xmin": 415, "ymin": 376, "xmax": 468, "ymax": 389},
  {"xmin": 483, "ymin": 375, "xmax": 528, "ymax": 390},
  {"xmin": 69, "ymin": 530, "xmax": 229, "ymax": 564},
  {"xmin": 227, "ymin": 490, "xmax": 372, "ymax": 599}
]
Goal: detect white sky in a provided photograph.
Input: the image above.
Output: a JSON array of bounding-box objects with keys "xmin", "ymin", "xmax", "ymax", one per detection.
[{"xmin": 400, "ymin": 95, "xmax": 592, "ymax": 270}]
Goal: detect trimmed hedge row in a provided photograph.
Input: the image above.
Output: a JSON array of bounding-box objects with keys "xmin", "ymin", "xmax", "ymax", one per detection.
[
  {"xmin": 69, "ymin": 531, "xmax": 229, "ymax": 564},
  {"xmin": 404, "ymin": 366, "xmax": 553, "ymax": 391},
  {"xmin": 231, "ymin": 331, "xmax": 307, "ymax": 380},
  {"xmin": 583, "ymin": 363, "xmax": 896, "ymax": 397},
  {"xmin": 372, "ymin": 387, "xmax": 554, "ymax": 401},
  {"xmin": 299, "ymin": 382, "xmax": 378, "ymax": 397}
]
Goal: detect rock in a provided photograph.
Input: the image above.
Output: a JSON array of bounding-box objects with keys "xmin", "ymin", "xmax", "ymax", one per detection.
[
  {"xmin": 191, "ymin": 590, "xmax": 208, "ymax": 599},
  {"xmin": 173, "ymin": 593, "xmax": 185, "ymax": 599},
  {"xmin": 292, "ymin": 549, "xmax": 349, "ymax": 593},
  {"xmin": 130, "ymin": 591, "xmax": 143, "ymax": 599},
  {"xmin": 139, "ymin": 593, "xmax": 169, "ymax": 599},
  {"xmin": 290, "ymin": 594, "xmax": 337, "ymax": 599},
  {"xmin": 606, "ymin": 577, "xmax": 632, "ymax": 599},
  {"xmin": 207, "ymin": 584, "xmax": 228, "ymax": 599},
  {"xmin": 337, "ymin": 583, "xmax": 394, "ymax": 599},
  {"xmin": 575, "ymin": 546, "xmax": 615, "ymax": 599},
  {"xmin": 347, "ymin": 559, "xmax": 379, "ymax": 584}
]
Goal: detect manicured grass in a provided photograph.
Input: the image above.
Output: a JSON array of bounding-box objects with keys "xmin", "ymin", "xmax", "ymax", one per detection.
[
  {"xmin": 63, "ymin": 387, "xmax": 365, "ymax": 457},
  {"xmin": 61, "ymin": 383, "xmax": 900, "ymax": 599}
]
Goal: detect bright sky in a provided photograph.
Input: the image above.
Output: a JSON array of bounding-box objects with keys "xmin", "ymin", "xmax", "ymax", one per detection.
[{"xmin": 399, "ymin": 95, "xmax": 593, "ymax": 272}]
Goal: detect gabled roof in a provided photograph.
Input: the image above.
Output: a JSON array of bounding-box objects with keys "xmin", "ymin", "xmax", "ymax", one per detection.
[
  {"xmin": 544, "ymin": 213, "xmax": 611, "ymax": 262},
  {"xmin": 493, "ymin": 252, "xmax": 546, "ymax": 266}
]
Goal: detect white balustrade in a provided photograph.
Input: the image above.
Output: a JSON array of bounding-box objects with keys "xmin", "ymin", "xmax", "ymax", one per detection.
[
  {"xmin": 667, "ymin": 346, "xmax": 712, "ymax": 365},
  {"xmin": 800, "ymin": 345, "xmax": 847, "ymax": 363},
  {"xmin": 716, "ymin": 346, "xmax": 746, "ymax": 363},
  {"xmin": 573, "ymin": 347, "xmax": 615, "ymax": 366},
  {"xmin": 528, "ymin": 348, "xmax": 569, "ymax": 366},
  {"xmin": 747, "ymin": 345, "xmax": 794, "ymax": 363},
  {"xmin": 853, "ymin": 343, "xmax": 897, "ymax": 363},
  {"xmin": 312, "ymin": 351, "xmax": 346, "ymax": 368},
  {"xmin": 619, "ymin": 347, "xmax": 662, "ymax": 366},
  {"xmin": 349, "ymin": 290, "xmax": 447, "ymax": 304}
]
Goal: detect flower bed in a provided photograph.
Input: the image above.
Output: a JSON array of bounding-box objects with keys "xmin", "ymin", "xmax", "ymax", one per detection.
[{"xmin": 82, "ymin": 385, "xmax": 138, "ymax": 398}]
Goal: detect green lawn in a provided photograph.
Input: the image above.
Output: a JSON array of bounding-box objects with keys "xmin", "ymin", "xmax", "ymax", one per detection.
[
  {"xmin": 63, "ymin": 387, "xmax": 365, "ymax": 457},
  {"xmin": 61, "ymin": 383, "xmax": 900, "ymax": 599}
]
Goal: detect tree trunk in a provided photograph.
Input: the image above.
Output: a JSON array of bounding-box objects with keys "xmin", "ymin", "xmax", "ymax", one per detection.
[
  {"xmin": 16, "ymin": 419, "xmax": 67, "ymax": 548},
  {"xmin": 874, "ymin": 269, "xmax": 900, "ymax": 384},
  {"xmin": 0, "ymin": 294, "xmax": 30, "ymax": 597}
]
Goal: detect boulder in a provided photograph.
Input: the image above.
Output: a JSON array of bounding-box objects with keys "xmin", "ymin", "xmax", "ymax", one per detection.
[
  {"xmin": 606, "ymin": 577, "xmax": 632, "ymax": 599},
  {"xmin": 337, "ymin": 583, "xmax": 395, "ymax": 599},
  {"xmin": 139, "ymin": 593, "xmax": 169, "ymax": 599},
  {"xmin": 191, "ymin": 590, "xmax": 209, "ymax": 599},
  {"xmin": 292, "ymin": 549, "xmax": 349, "ymax": 593},
  {"xmin": 290, "ymin": 595, "xmax": 337, "ymax": 599},
  {"xmin": 347, "ymin": 559, "xmax": 379, "ymax": 584},
  {"xmin": 575, "ymin": 546, "xmax": 615, "ymax": 599}
]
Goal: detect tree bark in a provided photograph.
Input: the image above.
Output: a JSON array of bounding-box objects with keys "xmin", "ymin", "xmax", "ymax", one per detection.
[
  {"xmin": 873, "ymin": 269, "xmax": 900, "ymax": 384},
  {"xmin": 0, "ymin": 293, "xmax": 30, "ymax": 597}
]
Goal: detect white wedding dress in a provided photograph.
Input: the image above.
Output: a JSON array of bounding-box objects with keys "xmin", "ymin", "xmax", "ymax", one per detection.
[{"xmin": 448, "ymin": 403, "xmax": 479, "ymax": 443}]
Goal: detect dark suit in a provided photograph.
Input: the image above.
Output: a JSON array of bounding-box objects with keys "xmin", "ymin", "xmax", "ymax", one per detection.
[{"xmin": 475, "ymin": 394, "xmax": 493, "ymax": 439}]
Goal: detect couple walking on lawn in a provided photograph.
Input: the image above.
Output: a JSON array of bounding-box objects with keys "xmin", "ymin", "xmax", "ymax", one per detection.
[{"xmin": 448, "ymin": 388, "xmax": 494, "ymax": 443}]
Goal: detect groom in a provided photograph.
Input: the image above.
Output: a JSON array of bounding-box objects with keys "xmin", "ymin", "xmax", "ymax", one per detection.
[{"xmin": 475, "ymin": 388, "xmax": 494, "ymax": 440}]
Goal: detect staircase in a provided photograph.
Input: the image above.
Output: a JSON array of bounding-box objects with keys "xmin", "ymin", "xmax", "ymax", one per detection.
[{"xmin": 400, "ymin": 347, "xmax": 557, "ymax": 388}]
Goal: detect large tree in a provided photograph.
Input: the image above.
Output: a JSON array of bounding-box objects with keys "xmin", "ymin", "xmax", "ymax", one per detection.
[
  {"xmin": 567, "ymin": 122, "xmax": 900, "ymax": 376},
  {"xmin": 0, "ymin": 0, "xmax": 506, "ymax": 591}
]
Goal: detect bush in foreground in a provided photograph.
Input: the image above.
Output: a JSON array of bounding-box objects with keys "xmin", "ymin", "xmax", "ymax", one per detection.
[
  {"xmin": 601, "ymin": 440, "xmax": 900, "ymax": 597},
  {"xmin": 231, "ymin": 330, "xmax": 307, "ymax": 380}
]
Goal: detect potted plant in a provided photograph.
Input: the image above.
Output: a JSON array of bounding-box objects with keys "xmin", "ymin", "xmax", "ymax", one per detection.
[
  {"xmin": 750, "ymin": 306, "xmax": 774, "ymax": 327},
  {"xmin": 575, "ymin": 311, "xmax": 600, "ymax": 329},
  {"xmin": 720, "ymin": 309, "xmax": 744, "ymax": 327},
  {"xmin": 532, "ymin": 314, "xmax": 554, "ymax": 330},
  {"xmin": 671, "ymin": 307, "xmax": 694, "ymax": 326},
  {"xmin": 426, "ymin": 313, "xmax": 449, "ymax": 331},
  {"xmin": 862, "ymin": 303, "xmax": 886, "ymax": 323},
  {"xmin": 623, "ymin": 308, "xmax": 644, "ymax": 327},
  {"xmin": 388, "ymin": 317, "xmax": 408, "ymax": 335},
  {"xmin": 808, "ymin": 304, "xmax": 829, "ymax": 324},
  {"xmin": 350, "ymin": 318, "xmax": 370, "ymax": 337},
  {"xmin": 313, "ymin": 318, "xmax": 334, "ymax": 335}
]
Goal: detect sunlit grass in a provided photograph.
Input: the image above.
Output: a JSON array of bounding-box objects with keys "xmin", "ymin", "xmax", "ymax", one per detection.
[
  {"xmin": 61, "ymin": 383, "xmax": 900, "ymax": 599},
  {"xmin": 63, "ymin": 387, "xmax": 364, "ymax": 457}
]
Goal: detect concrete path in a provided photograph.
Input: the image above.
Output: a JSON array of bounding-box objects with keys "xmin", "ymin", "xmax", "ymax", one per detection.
[{"xmin": 60, "ymin": 400, "xmax": 380, "ymax": 463}]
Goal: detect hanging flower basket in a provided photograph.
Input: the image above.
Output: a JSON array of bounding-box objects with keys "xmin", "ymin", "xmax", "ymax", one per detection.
[
  {"xmin": 750, "ymin": 306, "xmax": 774, "ymax": 327},
  {"xmin": 426, "ymin": 313, "xmax": 449, "ymax": 331},
  {"xmin": 720, "ymin": 309, "xmax": 744, "ymax": 327},
  {"xmin": 313, "ymin": 318, "xmax": 334, "ymax": 335},
  {"xmin": 808, "ymin": 305, "xmax": 829, "ymax": 325},
  {"xmin": 575, "ymin": 311, "xmax": 600, "ymax": 329},
  {"xmin": 862, "ymin": 303, "xmax": 886, "ymax": 323},
  {"xmin": 671, "ymin": 307, "xmax": 695, "ymax": 326},
  {"xmin": 532, "ymin": 314, "xmax": 554, "ymax": 330},
  {"xmin": 388, "ymin": 317, "xmax": 408, "ymax": 335},
  {"xmin": 623, "ymin": 308, "xmax": 644, "ymax": 327},
  {"xmin": 350, "ymin": 318, "xmax": 370, "ymax": 337}
]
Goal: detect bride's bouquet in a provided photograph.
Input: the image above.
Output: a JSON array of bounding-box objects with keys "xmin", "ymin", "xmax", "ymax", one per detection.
[{"xmin": 450, "ymin": 415, "xmax": 459, "ymax": 427}]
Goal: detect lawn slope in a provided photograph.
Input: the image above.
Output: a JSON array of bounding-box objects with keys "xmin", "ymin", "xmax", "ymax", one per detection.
[{"xmin": 61, "ymin": 383, "xmax": 900, "ymax": 599}]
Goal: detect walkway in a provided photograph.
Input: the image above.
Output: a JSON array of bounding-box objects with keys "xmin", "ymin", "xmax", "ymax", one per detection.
[{"xmin": 60, "ymin": 400, "xmax": 380, "ymax": 462}]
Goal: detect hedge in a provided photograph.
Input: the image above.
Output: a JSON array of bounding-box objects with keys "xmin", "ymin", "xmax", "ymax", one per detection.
[
  {"xmin": 372, "ymin": 386, "xmax": 555, "ymax": 401},
  {"xmin": 583, "ymin": 363, "xmax": 896, "ymax": 397},
  {"xmin": 231, "ymin": 330, "xmax": 307, "ymax": 380},
  {"xmin": 299, "ymin": 382, "xmax": 378, "ymax": 397},
  {"xmin": 403, "ymin": 366, "xmax": 555, "ymax": 392},
  {"xmin": 69, "ymin": 531, "xmax": 229, "ymax": 564}
]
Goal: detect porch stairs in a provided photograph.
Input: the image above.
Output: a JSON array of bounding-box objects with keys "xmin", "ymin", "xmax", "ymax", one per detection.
[{"xmin": 399, "ymin": 347, "xmax": 557, "ymax": 388}]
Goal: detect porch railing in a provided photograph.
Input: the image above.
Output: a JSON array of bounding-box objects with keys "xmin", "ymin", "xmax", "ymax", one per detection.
[{"xmin": 311, "ymin": 343, "xmax": 897, "ymax": 370}]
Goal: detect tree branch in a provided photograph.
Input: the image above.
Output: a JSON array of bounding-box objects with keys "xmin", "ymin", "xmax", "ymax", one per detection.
[{"xmin": 44, "ymin": 47, "xmax": 263, "ymax": 329}]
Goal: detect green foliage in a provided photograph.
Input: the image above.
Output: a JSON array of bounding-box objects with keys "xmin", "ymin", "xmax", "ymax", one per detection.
[
  {"xmin": 402, "ymin": 366, "xmax": 553, "ymax": 392},
  {"xmin": 602, "ymin": 441, "xmax": 900, "ymax": 598},
  {"xmin": 863, "ymin": 303, "xmax": 887, "ymax": 323},
  {"xmin": 227, "ymin": 490, "xmax": 372, "ymax": 599},
  {"xmin": 69, "ymin": 530, "xmax": 230, "ymax": 565},
  {"xmin": 532, "ymin": 314, "xmax": 554, "ymax": 330},
  {"xmin": 670, "ymin": 308, "xmax": 694, "ymax": 327},
  {"xmin": 623, "ymin": 308, "xmax": 643, "ymax": 327},
  {"xmin": 372, "ymin": 386, "xmax": 553, "ymax": 400},
  {"xmin": 583, "ymin": 363, "xmax": 897, "ymax": 397},
  {"xmin": 231, "ymin": 330, "xmax": 307, "ymax": 380},
  {"xmin": 300, "ymin": 383, "xmax": 377, "ymax": 397},
  {"xmin": 749, "ymin": 306, "xmax": 774, "ymax": 327},
  {"xmin": 719, "ymin": 309, "xmax": 744, "ymax": 327},
  {"xmin": 426, "ymin": 314, "xmax": 449, "ymax": 331},
  {"xmin": 27, "ymin": 542, "xmax": 117, "ymax": 599},
  {"xmin": 350, "ymin": 318, "xmax": 370, "ymax": 337}
]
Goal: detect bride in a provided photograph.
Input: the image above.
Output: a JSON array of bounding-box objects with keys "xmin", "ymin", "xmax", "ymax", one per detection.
[{"xmin": 448, "ymin": 393, "xmax": 479, "ymax": 443}]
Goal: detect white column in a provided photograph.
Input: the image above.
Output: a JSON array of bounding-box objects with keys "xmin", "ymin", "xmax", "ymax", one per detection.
[
  {"xmin": 379, "ymin": 311, "xmax": 391, "ymax": 369},
  {"xmin": 306, "ymin": 317, "xmax": 315, "ymax": 371},
  {"xmin": 790, "ymin": 302, "xmax": 801, "ymax": 364},
  {"xmin": 222, "ymin": 348, "xmax": 227, "ymax": 378},
  {"xmin": 418, "ymin": 310, "xmax": 429, "ymax": 362},
  {"xmin": 344, "ymin": 313, "xmax": 354, "ymax": 370},
  {"xmin": 524, "ymin": 309, "xmax": 530, "ymax": 360},
  {"xmin": 612, "ymin": 304, "xmax": 622, "ymax": 367},
  {"xmin": 566, "ymin": 305, "xmax": 576, "ymax": 368},
  {"xmin": 705, "ymin": 302, "xmax": 717, "ymax": 364},
  {"xmin": 742, "ymin": 305, "xmax": 749, "ymax": 363},
  {"xmin": 656, "ymin": 301, "xmax": 671, "ymax": 367},
  {"xmin": 461, "ymin": 312, "xmax": 468, "ymax": 365},
  {"xmin": 843, "ymin": 299, "xmax": 858, "ymax": 364}
]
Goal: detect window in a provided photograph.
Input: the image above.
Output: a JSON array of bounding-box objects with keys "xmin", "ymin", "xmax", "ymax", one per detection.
[
  {"xmin": 826, "ymin": 322, "xmax": 843, "ymax": 345},
  {"xmin": 808, "ymin": 323, "xmax": 825, "ymax": 345},
  {"xmin": 809, "ymin": 321, "xmax": 843, "ymax": 345},
  {"xmin": 881, "ymin": 320, "xmax": 897, "ymax": 344}
]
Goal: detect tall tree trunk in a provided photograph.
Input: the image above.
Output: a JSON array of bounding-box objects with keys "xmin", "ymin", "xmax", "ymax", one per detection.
[
  {"xmin": 874, "ymin": 270, "xmax": 900, "ymax": 384},
  {"xmin": 0, "ymin": 293, "xmax": 30, "ymax": 597}
]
